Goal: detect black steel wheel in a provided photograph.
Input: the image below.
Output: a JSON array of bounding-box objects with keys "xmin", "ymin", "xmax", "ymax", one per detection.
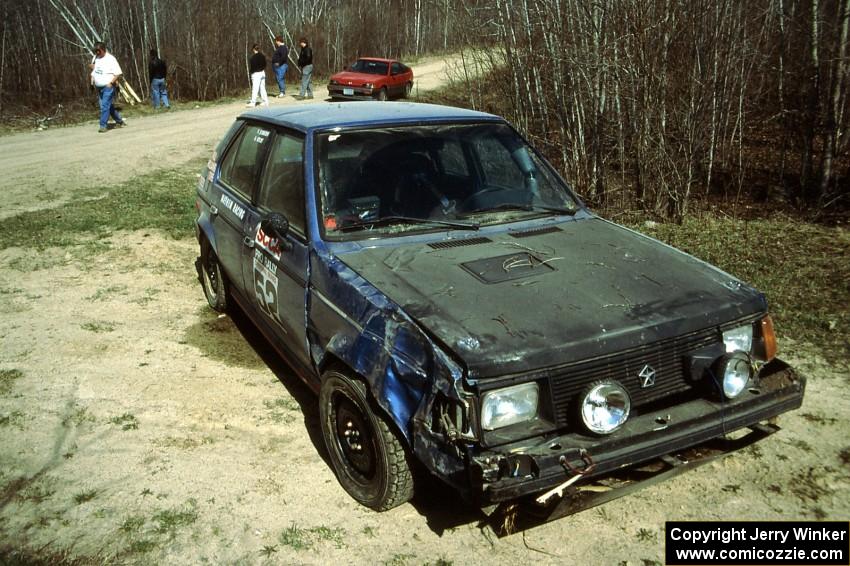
[
  {"xmin": 200, "ymin": 240, "xmax": 228, "ymax": 312},
  {"xmin": 319, "ymin": 370, "xmax": 414, "ymax": 511}
]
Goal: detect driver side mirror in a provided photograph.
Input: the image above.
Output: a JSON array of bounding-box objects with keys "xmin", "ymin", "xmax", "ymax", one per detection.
[{"xmin": 261, "ymin": 212, "xmax": 293, "ymax": 251}]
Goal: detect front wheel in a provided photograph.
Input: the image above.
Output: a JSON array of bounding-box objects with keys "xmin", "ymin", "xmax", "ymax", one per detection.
[
  {"xmin": 199, "ymin": 240, "xmax": 228, "ymax": 312},
  {"xmin": 376, "ymin": 87, "xmax": 388, "ymax": 101},
  {"xmin": 319, "ymin": 370, "xmax": 414, "ymax": 511},
  {"xmin": 403, "ymin": 82, "xmax": 412, "ymax": 98}
]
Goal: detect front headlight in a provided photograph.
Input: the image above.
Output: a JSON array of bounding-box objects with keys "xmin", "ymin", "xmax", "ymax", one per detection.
[
  {"xmin": 716, "ymin": 351, "xmax": 752, "ymax": 398},
  {"xmin": 329, "ymin": 79, "xmax": 339, "ymax": 85},
  {"xmin": 480, "ymin": 382, "xmax": 538, "ymax": 430},
  {"xmin": 580, "ymin": 381, "xmax": 630, "ymax": 434},
  {"xmin": 364, "ymin": 82, "xmax": 374, "ymax": 89},
  {"xmin": 723, "ymin": 324, "xmax": 753, "ymax": 354}
]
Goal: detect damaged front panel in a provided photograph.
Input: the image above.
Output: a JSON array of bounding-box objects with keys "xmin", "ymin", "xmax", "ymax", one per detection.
[{"xmin": 307, "ymin": 246, "xmax": 474, "ymax": 487}]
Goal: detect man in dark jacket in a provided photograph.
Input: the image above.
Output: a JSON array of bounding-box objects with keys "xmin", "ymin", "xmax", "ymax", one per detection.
[
  {"xmin": 271, "ymin": 36, "xmax": 289, "ymax": 97},
  {"xmin": 247, "ymin": 43, "xmax": 268, "ymax": 107},
  {"xmin": 149, "ymin": 49, "xmax": 170, "ymax": 109},
  {"xmin": 296, "ymin": 37, "xmax": 313, "ymax": 99}
]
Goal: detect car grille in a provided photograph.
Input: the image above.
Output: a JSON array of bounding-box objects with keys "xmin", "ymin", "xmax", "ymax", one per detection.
[{"xmin": 548, "ymin": 327, "xmax": 721, "ymax": 426}]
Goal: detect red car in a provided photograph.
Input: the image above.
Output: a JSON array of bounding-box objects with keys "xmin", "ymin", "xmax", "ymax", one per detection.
[{"xmin": 328, "ymin": 58, "xmax": 413, "ymax": 101}]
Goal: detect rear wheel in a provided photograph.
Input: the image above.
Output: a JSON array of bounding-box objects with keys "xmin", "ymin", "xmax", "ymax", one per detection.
[
  {"xmin": 319, "ymin": 369, "xmax": 414, "ymax": 511},
  {"xmin": 376, "ymin": 87, "xmax": 388, "ymax": 101},
  {"xmin": 200, "ymin": 240, "xmax": 228, "ymax": 312}
]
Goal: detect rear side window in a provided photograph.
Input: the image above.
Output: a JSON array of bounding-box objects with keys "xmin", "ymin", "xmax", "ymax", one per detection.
[
  {"xmin": 257, "ymin": 132, "xmax": 306, "ymax": 235},
  {"xmin": 219, "ymin": 124, "xmax": 272, "ymax": 198}
]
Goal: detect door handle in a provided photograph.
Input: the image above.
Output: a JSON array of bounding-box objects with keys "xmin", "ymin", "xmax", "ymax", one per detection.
[
  {"xmin": 210, "ymin": 205, "xmax": 219, "ymax": 216},
  {"xmin": 243, "ymin": 236, "xmax": 255, "ymax": 248}
]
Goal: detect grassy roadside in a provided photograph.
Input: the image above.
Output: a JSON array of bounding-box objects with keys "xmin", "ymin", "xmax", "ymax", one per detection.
[
  {"xmin": 0, "ymin": 163, "xmax": 846, "ymax": 363},
  {"xmin": 0, "ymin": 97, "xmax": 245, "ymax": 137},
  {"xmin": 627, "ymin": 214, "xmax": 850, "ymax": 363},
  {"xmin": 0, "ymin": 165, "xmax": 200, "ymax": 251}
]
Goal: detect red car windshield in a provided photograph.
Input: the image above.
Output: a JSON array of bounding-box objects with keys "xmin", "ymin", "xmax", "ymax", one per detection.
[{"xmin": 350, "ymin": 60, "xmax": 389, "ymax": 75}]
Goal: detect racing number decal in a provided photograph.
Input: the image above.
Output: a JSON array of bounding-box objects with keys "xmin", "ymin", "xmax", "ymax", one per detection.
[{"xmin": 252, "ymin": 250, "xmax": 285, "ymax": 331}]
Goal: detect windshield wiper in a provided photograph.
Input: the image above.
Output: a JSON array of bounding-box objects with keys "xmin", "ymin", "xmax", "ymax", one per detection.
[
  {"xmin": 339, "ymin": 215, "xmax": 480, "ymax": 232},
  {"xmin": 459, "ymin": 203, "xmax": 577, "ymax": 216}
]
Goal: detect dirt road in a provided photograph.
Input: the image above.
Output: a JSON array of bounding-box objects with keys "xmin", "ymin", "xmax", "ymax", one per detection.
[
  {"xmin": 1, "ymin": 54, "xmax": 849, "ymax": 565},
  {"xmin": 0, "ymin": 54, "xmax": 455, "ymax": 221}
]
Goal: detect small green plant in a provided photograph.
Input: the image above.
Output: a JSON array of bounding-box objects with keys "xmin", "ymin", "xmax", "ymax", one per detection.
[
  {"xmin": 0, "ymin": 410, "xmax": 25, "ymax": 428},
  {"xmin": 81, "ymin": 321, "xmax": 116, "ymax": 333},
  {"xmin": 109, "ymin": 413, "xmax": 139, "ymax": 430},
  {"xmin": 127, "ymin": 539, "xmax": 157, "ymax": 554},
  {"xmin": 62, "ymin": 406, "xmax": 95, "ymax": 427},
  {"xmin": 140, "ymin": 488, "xmax": 153, "ymax": 497},
  {"xmin": 800, "ymin": 412, "xmax": 838, "ymax": 426},
  {"xmin": 309, "ymin": 525, "xmax": 346, "ymax": 548},
  {"xmin": 383, "ymin": 553, "xmax": 416, "ymax": 566},
  {"xmin": 263, "ymin": 397, "xmax": 300, "ymax": 424},
  {"xmin": 0, "ymin": 369, "xmax": 23, "ymax": 395},
  {"xmin": 152, "ymin": 500, "xmax": 199, "ymax": 537},
  {"xmin": 132, "ymin": 288, "xmax": 161, "ymax": 306},
  {"xmin": 120, "ymin": 515, "xmax": 146, "ymax": 533},
  {"xmin": 87, "ymin": 285, "xmax": 128, "ymax": 301},
  {"xmin": 259, "ymin": 545, "xmax": 278, "ymax": 557},
  {"xmin": 722, "ymin": 484, "xmax": 742, "ymax": 494},
  {"xmin": 839, "ymin": 447, "xmax": 850, "ymax": 466},
  {"xmin": 17, "ymin": 481, "xmax": 56, "ymax": 503},
  {"xmin": 362, "ymin": 525, "xmax": 377, "ymax": 537},
  {"xmin": 73, "ymin": 489, "xmax": 99, "ymax": 504},
  {"xmin": 278, "ymin": 523, "xmax": 311, "ymax": 551},
  {"xmin": 636, "ymin": 528, "xmax": 656, "ymax": 542}
]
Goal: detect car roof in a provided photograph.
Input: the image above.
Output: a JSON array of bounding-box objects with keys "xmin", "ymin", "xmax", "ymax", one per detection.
[
  {"xmin": 240, "ymin": 102, "xmax": 503, "ymax": 133},
  {"xmin": 355, "ymin": 57, "xmax": 394, "ymax": 63}
]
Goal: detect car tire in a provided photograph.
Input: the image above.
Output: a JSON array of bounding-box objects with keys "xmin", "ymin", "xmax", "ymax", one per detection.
[
  {"xmin": 403, "ymin": 82, "xmax": 412, "ymax": 98},
  {"xmin": 319, "ymin": 369, "xmax": 414, "ymax": 511},
  {"xmin": 200, "ymin": 240, "xmax": 228, "ymax": 312},
  {"xmin": 376, "ymin": 88, "xmax": 388, "ymax": 101}
]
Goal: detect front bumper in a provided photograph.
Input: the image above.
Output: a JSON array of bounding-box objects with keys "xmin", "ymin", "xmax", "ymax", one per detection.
[
  {"xmin": 468, "ymin": 358, "xmax": 805, "ymax": 504},
  {"xmin": 327, "ymin": 85, "xmax": 377, "ymax": 100}
]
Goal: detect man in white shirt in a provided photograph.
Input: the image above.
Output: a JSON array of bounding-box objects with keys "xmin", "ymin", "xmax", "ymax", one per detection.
[{"xmin": 90, "ymin": 42, "xmax": 126, "ymax": 133}]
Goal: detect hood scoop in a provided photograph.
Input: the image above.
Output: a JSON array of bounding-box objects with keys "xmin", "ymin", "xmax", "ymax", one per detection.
[
  {"xmin": 428, "ymin": 236, "xmax": 492, "ymax": 250},
  {"xmin": 509, "ymin": 225, "xmax": 563, "ymax": 238},
  {"xmin": 460, "ymin": 252, "xmax": 556, "ymax": 284}
]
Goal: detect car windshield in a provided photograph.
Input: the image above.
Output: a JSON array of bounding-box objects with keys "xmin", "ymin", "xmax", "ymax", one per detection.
[
  {"xmin": 317, "ymin": 123, "xmax": 578, "ymax": 238},
  {"xmin": 350, "ymin": 60, "xmax": 389, "ymax": 75}
]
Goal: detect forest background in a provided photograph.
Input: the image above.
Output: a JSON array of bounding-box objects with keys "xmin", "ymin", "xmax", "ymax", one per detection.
[{"xmin": 1, "ymin": 0, "xmax": 848, "ymax": 219}]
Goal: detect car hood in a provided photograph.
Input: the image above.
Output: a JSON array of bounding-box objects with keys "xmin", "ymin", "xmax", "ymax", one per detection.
[
  {"xmin": 331, "ymin": 71, "xmax": 386, "ymax": 85},
  {"xmin": 336, "ymin": 217, "xmax": 766, "ymax": 379}
]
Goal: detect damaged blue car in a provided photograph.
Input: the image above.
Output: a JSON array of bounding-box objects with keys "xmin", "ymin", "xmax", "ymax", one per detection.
[{"xmin": 194, "ymin": 102, "xmax": 805, "ymax": 515}]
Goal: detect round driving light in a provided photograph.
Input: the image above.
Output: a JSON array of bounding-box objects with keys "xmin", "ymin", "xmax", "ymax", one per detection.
[
  {"xmin": 718, "ymin": 352, "xmax": 752, "ymax": 399},
  {"xmin": 580, "ymin": 381, "xmax": 631, "ymax": 435}
]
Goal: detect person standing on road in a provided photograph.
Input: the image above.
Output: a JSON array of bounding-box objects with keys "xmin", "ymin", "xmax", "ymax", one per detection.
[
  {"xmin": 271, "ymin": 36, "xmax": 289, "ymax": 97},
  {"xmin": 247, "ymin": 43, "xmax": 269, "ymax": 107},
  {"xmin": 89, "ymin": 42, "xmax": 126, "ymax": 133},
  {"xmin": 148, "ymin": 49, "xmax": 170, "ymax": 110},
  {"xmin": 296, "ymin": 37, "xmax": 313, "ymax": 99}
]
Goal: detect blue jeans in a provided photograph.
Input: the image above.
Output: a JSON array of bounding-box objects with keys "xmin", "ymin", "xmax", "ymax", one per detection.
[
  {"xmin": 273, "ymin": 63, "xmax": 287, "ymax": 94},
  {"xmin": 151, "ymin": 77, "xmax": 170, "ymax": 108},
  {"xmin": 97, "ymin": 85, "xmax": 123, "ymax": 128},
  {"xmin": 300, "ymin": 64, "xmax": 313, "ymax": 97}
]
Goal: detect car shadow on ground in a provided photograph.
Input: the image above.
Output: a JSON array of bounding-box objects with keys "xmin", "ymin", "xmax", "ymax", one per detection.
[{"xmin": 208, "ymin": 305, "xmax": 559, "ymax": 538}]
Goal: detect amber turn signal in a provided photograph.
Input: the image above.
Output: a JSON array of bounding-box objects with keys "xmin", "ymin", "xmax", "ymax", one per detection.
[{"xmin": 761, "ymin": 315, "xmax": 778, "ymax": 361}]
